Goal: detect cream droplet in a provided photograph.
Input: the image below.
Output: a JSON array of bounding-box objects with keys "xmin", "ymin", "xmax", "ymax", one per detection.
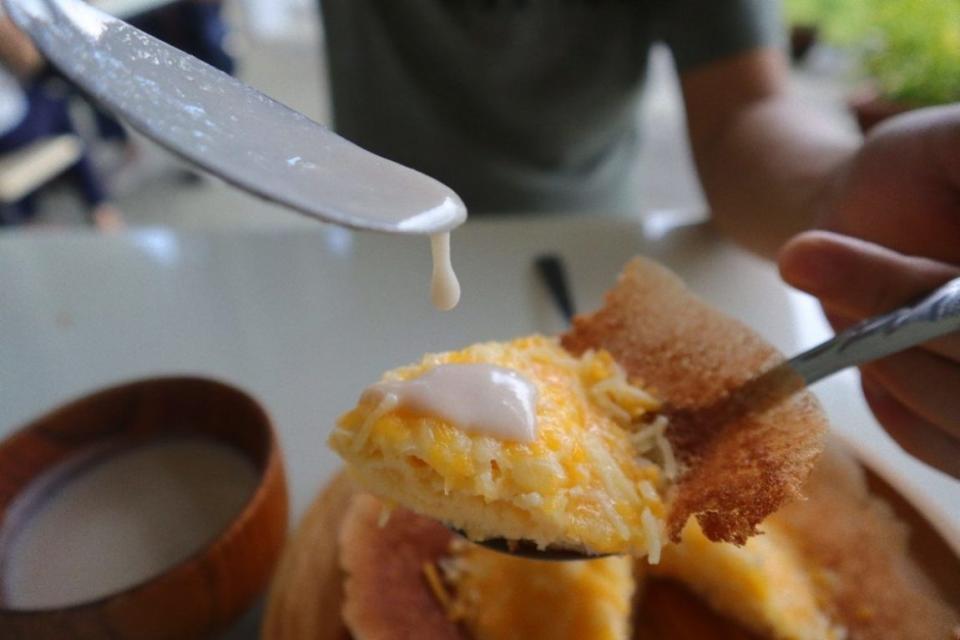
[
  {"xmin": 430, "ymin": 232, "xmax": 461, "ymax": 311},
  {"xmin": 365, "ymin": 364, "xmax": 539, "ymax": 442}
]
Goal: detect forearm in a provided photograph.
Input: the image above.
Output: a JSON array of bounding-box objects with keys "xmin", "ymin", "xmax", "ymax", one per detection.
[
  {"xmin": 698, "ymin": 97, "xmax": 857, "ymax": 257},
  {"xmin": 681, "ymin": 50, "xmax": 860, "ymax": 258}
]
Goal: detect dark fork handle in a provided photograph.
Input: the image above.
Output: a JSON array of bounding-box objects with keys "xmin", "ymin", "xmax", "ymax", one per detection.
[{"xmin": 535, "ymin": 254, "xmax": 576, "ymax": 323}]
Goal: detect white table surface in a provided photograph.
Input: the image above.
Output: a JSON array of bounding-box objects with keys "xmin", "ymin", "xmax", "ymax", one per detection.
[{"xmin": 1, "ymin": 215, "xmax": 957, "ymax": 637}]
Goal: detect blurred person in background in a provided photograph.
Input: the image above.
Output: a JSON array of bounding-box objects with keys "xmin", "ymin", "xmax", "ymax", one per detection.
[
  {"xmin": 0, "ymin": 11, "xmax": 124, "ymax": 231},
  {"xmin": 93, "ymin": 0, "xmax": 236, "ymax": 160},
  {"xmin": 136, "ymin": 0, "xmax": 235, "ymax": 75},
  {"xmin": 319, "ymin": 1, "xmax": 960, "ymax": 477}
]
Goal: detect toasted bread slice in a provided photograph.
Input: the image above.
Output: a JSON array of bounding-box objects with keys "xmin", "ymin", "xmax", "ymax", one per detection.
[{"xmin": 562, "ymin": 257, "xmax": 827, "ymax": 544}]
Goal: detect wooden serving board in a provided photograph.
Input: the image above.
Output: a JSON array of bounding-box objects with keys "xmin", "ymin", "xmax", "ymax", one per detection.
[{"xmin": 262, "ymin": 461, "xmax": 959, "ymax": 640}]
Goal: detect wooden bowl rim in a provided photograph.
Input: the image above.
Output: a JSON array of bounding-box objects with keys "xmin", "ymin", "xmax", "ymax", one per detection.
[{"xmin": 0, "ymin": 375, "xmax": 287, "ymax": 616}]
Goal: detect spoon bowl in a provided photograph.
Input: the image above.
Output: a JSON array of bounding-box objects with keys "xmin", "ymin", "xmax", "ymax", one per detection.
[{"xmin": 449, "ymin": 529, "xmax": 612, "ymax": 562}]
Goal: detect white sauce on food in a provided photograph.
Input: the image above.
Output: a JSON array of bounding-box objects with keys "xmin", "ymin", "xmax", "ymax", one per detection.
[
  {"xmin": 364, "ymin": 363, "xmax": 538, "ymax": 442},
  {"xmin": 429, "ymin": 232, "xmax": 461, "ymax": 311}
]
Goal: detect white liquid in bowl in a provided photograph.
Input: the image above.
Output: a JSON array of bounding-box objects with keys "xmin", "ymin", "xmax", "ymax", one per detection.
[{"xmin": 0, "ymin": 437, "xmax": 259, "ymax": 610}]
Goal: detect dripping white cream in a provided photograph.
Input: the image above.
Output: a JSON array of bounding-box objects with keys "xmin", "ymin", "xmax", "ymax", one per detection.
[
  {"xmin": 363, "ymin": 363, "xmax": 538, "ymax": 442},
  {"xmin": 429, "ymin": 232, "xmax": 461, "ymax": 311}
]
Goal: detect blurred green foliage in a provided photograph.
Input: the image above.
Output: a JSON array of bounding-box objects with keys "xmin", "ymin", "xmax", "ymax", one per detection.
[{"xmin": 784, "ymin": 0, "xmax": 960, "ymax": 105}]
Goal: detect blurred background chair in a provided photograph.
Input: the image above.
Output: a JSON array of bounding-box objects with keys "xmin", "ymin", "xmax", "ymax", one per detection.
[
  {"xmin": 0, "ymin": 13, "xmax": 123, "ymax": 231},
  {"xmin": 0, "ymin": 133, "xmax": 82, "ymax": 225}
]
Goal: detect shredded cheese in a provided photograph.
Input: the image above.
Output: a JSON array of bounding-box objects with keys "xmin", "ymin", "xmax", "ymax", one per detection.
[
  {"xmin": 352, "ymin": 392, "xmax": 399, "ymax": 452},
  {"xmin": 422, "ymin": 561, "xmax": 453, "ymax": 612},
  {"xmin": 642, "ymin": 508, "xmax": 662, "ymax": 565}
]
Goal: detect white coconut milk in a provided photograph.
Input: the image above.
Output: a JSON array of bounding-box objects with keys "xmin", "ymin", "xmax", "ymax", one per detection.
[{"xmin": 2, "ymin": 437, "xmax": 258, "ymax": 609}]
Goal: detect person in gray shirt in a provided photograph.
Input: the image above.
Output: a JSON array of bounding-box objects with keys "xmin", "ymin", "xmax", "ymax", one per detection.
[
  {"xmin": 323, "ymin": 1, "xmax": 781, "ymax": 215},
  {"xmin": 321, "ymin": 0, "xmax": 960, "ymax": 478}
]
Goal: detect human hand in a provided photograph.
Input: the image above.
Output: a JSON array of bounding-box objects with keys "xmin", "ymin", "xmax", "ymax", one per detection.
[
  {"xmin": 778, "ymin": 105, "xmax": 960, "ymax": 478},
  {"xmin": 0, "ymin": 16, "xmax": 43, "ymax": 79}
]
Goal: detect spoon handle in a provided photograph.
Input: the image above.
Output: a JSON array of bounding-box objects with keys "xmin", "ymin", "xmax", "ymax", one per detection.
[
  {"xmin": 788, "ymin": 277, "xmax": 960, "ymax": 385},
  {"xmin": 2, "ymin": 0, "xmax": 465, "ymax": 234}
]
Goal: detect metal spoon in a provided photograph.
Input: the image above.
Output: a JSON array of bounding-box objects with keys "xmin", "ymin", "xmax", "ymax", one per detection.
[
  {"xmin": 2, "ymin": 0, "xmax": 466, "ymax": 234},
  {"xmin": 460, "ymin": 257, "xmax": 960, "ymax": 561}
]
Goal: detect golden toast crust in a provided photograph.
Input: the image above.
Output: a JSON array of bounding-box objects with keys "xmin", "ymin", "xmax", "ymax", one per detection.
[{"xmin": 562, "ymin": 257, "xmax": 827, "ymax": 543}]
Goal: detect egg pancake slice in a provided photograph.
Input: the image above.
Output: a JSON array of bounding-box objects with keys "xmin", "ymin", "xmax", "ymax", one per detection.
[
  {"xmin": 330, "ymin": 336, "xmax": 671, "ymax": 557},
  {"xmin": 653, "ymin": 519, "xmax": 843, "ymax": 640},
  {"xmin": 442, "ymin": 538, "xmax": 635, "ymax": 640}
]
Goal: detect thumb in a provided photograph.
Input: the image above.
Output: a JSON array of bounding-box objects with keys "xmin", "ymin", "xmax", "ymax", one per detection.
[{"xmin": 777, "ymin": 230, "xmax": 959, "ymax": 319}]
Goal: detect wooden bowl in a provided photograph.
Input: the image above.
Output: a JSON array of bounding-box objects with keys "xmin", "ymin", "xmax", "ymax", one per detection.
[{"xmin": 0, "ymin": 377, "xmax": 289, "ymax": 640}]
